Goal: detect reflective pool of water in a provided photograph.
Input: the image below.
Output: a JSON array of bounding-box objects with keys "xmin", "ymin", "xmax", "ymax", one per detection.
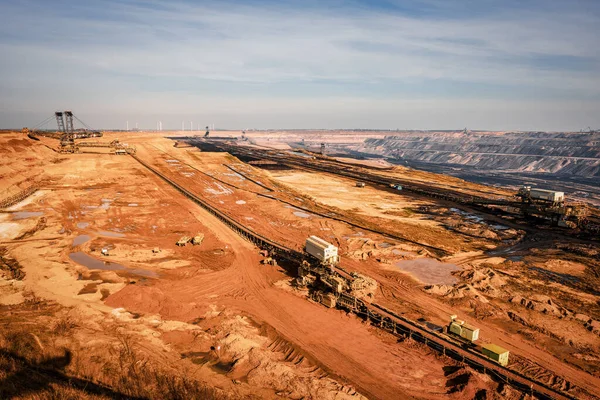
[
  {"xmin": 394, "ymin": 258, "xmax": 459, "ymax": 285},
  {"xmin": 69, "ymin": 252, "xmax": 157, "ymax": 278}
]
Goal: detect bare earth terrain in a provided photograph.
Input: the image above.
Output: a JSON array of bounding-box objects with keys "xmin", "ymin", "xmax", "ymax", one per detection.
[{"xmin": 1, "ymin": 130, "xmax": 599, "ymax": 399}]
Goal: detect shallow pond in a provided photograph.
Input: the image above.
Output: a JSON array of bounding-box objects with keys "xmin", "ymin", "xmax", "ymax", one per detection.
[
  {"xmin": 97, "ymin": 230, "xmax": 126, "ymax": 238},
  {"xmin": 394, "ymin": 258, "xmax": 459, "ymax": 285},
  {"xmin": 293, "ymin": 211, "xmax": 310, "ymax": 218},
  {"xmin": 72, "ymin": 235, "xmax": 91, "ymax": 246},
  {"xmin": 13, "ymin": 211, "xmax": 44, "ymax": 220},
  {"xmin": 69, "ymin": 252, "xmax": 157, "ymax": 278}
]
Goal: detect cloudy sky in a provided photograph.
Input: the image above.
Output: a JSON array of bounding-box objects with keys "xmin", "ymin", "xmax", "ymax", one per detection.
[{"xmin": 1, "ymin": 0, "xmax": 599, "ymax": 130}]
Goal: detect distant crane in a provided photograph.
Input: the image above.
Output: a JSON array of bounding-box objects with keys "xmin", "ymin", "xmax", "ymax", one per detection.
[
  {"xmin": 55, "ymin": 112, "xmax": 66, "ymax": 133},
  {"xmin": 65, "ymin": 111, "xmax": 74, "ymax": 133},
  {"xmin": 55, "ymin": 111, "xmax": 75, "ymax": 146},
  {"xmin": 204, "ymin": 125, "xmax": 210, "ymax": 138},
  {"xmin": 48, "ymin": 110, "xmax": 100, "ymax": 153}
]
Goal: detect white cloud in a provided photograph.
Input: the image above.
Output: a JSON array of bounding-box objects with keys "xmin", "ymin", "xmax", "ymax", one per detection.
[{"xmin": 0, "ymin": 0, "xmax": 599, "ymax": 129}]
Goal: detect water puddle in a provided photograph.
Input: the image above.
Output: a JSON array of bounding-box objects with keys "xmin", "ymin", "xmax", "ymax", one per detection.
[
  {"xmin": 490, "ymin": 224, "xmax": 509, "ymax": 230},
  {"xmin": 72, "ymin": 235, "xmax": 91, "ymax": 246},
  {"xmin": 12, "ymin": 211, "xmax": 44, "ymax": 220},
  {"xmin": 236, "ymin": 200, "xmax": 246, "ymax": 205},
  {"xmin": 285, "ymin": 205, "xmax": 312, "ymax": 219},
  {"xmin": 379, "ymin": 242, "xmax": 394, "ymax": 248},
  {"xmin": 395, "ymin": 258, "xmax": 459, "ymax": 285},
  {"xmin": 77, "ymin": 222, "xmax": 89, "ymax": 229},
  {"xmin": 166, "ymin": 159, "xmax": 180, "ymax": 163},
  {"xmin": 128, "ymin": 203, "xmax": 138, "ymax": 207},
  {"xmin": 100, "ymin": 199, "xmax": 112, "ymax": 210},
  {"xmin": 291, "ymin": 151, "xmax": 313, "ymax": 159},
  {"xmin": 69, "ymin": 252, "xmax": 157, "ymax": 277},
  {"xmin": 450, "ymin": 208, "xmax": 484, "ymax": 223},
  {"xmin": 97, "ymin": 230, "xmax": 126, "ymax": 238},
  {"xmin": 223, "ymin": 172, "xmax": 245, "ymax": 181},
  {"xmin": 467, "ymin": 215, "xmax": 484, "ymax": 223},
  {"xmin": 392, "ymin": 249, "xmax": 413, "ymax": 256}
]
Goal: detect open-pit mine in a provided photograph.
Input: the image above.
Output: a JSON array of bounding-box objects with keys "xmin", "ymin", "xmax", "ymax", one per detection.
[{"xmin": 1, "ymin": 125, "xmax": 599, "ymax": 400}]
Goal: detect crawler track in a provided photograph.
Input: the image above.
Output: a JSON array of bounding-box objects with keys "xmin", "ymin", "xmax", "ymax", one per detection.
[
  {"xmin": 0, "ymin": 184, "xmax": 40, "ymax": 209},
  {"xmin": 131, "ymin": 153, "xmax": 576, "ymax": 400}
]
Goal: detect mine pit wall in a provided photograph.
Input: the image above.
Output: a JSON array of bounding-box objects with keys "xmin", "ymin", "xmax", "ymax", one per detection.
[
  {"xmin": 129, "ymin": 153, "xmax": 577, "ymax": 400},
  {"xmin": 352, "ymin": 134, "xmax": 600, "ymax": 207},
  {"xmin": 358, "ymin": 133, "xmax": 600, "ymax": 177}
]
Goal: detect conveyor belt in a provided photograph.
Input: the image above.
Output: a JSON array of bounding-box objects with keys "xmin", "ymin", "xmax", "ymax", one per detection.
[
  {"xmin": 131, "ymin": 153, "xmax": 577, "ymax": 400},
  {"xmin": 211, "ymin": 142, "xmax": 598, "ymax": 236}
]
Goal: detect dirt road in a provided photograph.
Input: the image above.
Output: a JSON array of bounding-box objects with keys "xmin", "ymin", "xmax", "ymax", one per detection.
[{"xmin": 107, "ymin": 167, "xmax": 451, "ymax": 399}]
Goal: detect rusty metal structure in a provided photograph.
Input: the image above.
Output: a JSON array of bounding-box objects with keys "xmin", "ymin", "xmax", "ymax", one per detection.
[
  {"xmin": 26, "ymin": 111, "xmax": 138, "ymax": 155},
  {"xmin": 77, "ymin": 140, "xmax": 136, "ymax": 154},
  {"xmin": 26, "ymin": 111, "xmax": 103, "ymax": 153},
  {"xmin": 55, "ymin": 111, "xmax": 66, "ymax": 133}
]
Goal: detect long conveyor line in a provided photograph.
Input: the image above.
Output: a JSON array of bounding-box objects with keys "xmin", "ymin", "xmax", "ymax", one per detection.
[
  {"xmin": 148, "ymin": 143, "xmax": 450, "ymax": 255},
  {"xmin": 214, "ymin": 143, "xmax": 600, "ymax": 235},
  {"xmin": 131, "ymin": 155, "xmax": 301, "ymax": 258},
  {"xmin": 130, "ymin": 153, "xmax": 576, "ymax": 400}
]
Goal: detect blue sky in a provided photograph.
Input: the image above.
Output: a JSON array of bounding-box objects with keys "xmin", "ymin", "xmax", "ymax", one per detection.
[{"xmin": 0, "ymin": 0, "xmax": 599, "ymax": 130}]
